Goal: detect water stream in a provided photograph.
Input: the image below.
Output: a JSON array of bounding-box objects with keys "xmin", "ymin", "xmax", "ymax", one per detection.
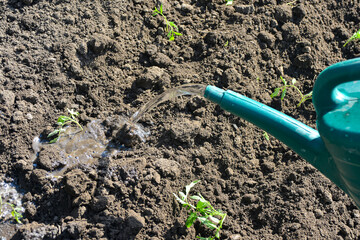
[{"xmin": 130, "ymin": 84, "xmax": 207, "ymax": 123}]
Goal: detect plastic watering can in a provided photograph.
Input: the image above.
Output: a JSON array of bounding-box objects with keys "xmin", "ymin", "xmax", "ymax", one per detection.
[{"xmin": 203, "ymin": 57, "xmax": 360, "ymax": 208}]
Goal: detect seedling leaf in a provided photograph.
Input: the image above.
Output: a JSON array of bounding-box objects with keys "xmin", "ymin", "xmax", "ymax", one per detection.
[
  {"xmin": 186, "ymin": 180, "xmax": 200, "ymax": 196},
  {"xmin": 173, "ymin": 193, "xmax": 186, "ymax": 205},
  {"xmin": 280, "ymin": 76, "xmax": 287, "ymax": 85},
  {"xmin": 179, "ymin": 191, "xmax": 186, "ymax": 200},
  {"xmin": 270, "ymin": 88, "xmax": 280, "ymax": 98},
  {"xmin": 47, "ymin": 129, "xmax": 60, "ymax": 138},
  {"xmin": 190, "ymin": 195, "xmax": 201, "ymax": 201},
  {"xmin": 186, "ymin": 211, "xmax": 197, "ymax": 227},
  {"xmin": 280, "ymin": 88, "xmax": 287, "ymax": 100},
  {"xmin": 208, "ymin": 216, "xmax": 220, "ymax": 224},
  {"xmin": 49, "ymin": 137, "xmax": 59, "ymax": 144}
]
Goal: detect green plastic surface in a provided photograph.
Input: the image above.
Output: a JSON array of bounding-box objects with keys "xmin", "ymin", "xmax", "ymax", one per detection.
[
  {"xmin": 204, "ymin": 57, "xmax": 360, "ymax": 208},
  {"xmin": 313, "ymin": 57, "xmax": 360, "ymax": 208}
]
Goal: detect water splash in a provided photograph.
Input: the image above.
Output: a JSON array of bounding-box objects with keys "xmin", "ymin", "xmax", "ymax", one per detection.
[{"xmin": 32, "ymin": 84, "xmax": 206, "ymax": 177}]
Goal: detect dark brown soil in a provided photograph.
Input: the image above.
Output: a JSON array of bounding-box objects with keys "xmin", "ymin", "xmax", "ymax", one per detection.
[{"xmin": 1, "ymin": 0, "xmax": 360, "ymax": 239}]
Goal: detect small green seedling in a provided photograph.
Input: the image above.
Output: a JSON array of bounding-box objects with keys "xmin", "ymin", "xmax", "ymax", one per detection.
[
  {"xmin": 226, "ymin": 0, "xmax": 233, "ymax": 5},
  {"xmin": 48, "ymin": 108, "xmax": 83, "ymax": 143},
  {"xmin": 153, "ymin": 4, "xmax": 182, "ymax": 41},
  {"xmin": 263, "ymin": 131, "xmax": 270, "ymax": 141},
  {"xmin": 173, "ymin": 180, "xmax": 227, "ymax": 240},
  {"xmin": 286, "ymin": 0, "xmax": 298, "ymax": 7},
  {"xmin": 343, "ymin": 29, "xmax": 360, "ymax": 47},
  {"xmin": 270, "ymin": 76, "xmax": 313, "ymax": 107},
  {"xmin": 0, "ymin": 195, "xmax": 22, "ymax": 224}
]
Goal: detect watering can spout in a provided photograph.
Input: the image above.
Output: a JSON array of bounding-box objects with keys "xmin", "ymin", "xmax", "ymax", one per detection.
[{"xmin": 204, "ymin": 85, "xmax": 347, "ymax": 195}]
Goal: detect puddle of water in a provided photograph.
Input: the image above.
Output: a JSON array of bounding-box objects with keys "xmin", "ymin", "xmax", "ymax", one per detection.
[
  {"xmin": 33, "ymin": 117, "xmax": 149, "ymax": 177},
  {"xmin": 0, "ymin": 182, "xmax": 24, "ymax": 222}
]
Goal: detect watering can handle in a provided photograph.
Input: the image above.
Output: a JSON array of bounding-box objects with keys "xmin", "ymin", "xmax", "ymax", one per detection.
[
  {"xmin": 313, "ymin": 57, "xmax": 360, "ymax": 209},
  {"xmin": 313, "ymin": 57, "xmax": 360, "ymax": 115}
]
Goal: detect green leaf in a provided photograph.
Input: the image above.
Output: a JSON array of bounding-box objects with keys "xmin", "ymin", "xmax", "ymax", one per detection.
[
  {"xmin": 185, "ymin": 180, "xmax": 200, "ymax": 196},
  {"xmin": 11, "ymin": 209, "xmax": 22, "ymax": 224},
  {"xmin": 270, "ymin": 88, "xmax": 280, "ymax": 98},
  {"xmin": 344, "ymin": 29, "xmax": 360, "ymax": 47},
  {"xmin": 57, "ymin": 115, "xmax": 71, "ymax": 124},
  {"xmin": 168, "ymin": 21, "xmax": 178, "ymax": 30},
  {"xmin": 280, "ymin": 76, "xmax": 286, "ymax": 85},
  {"xmin": 160, "ymin": 4, "xmax": 163, "ymax": 14},
  {"xmin": 49, "ymin": 137, "xmax": 59, "ymax": 144},
  {"xmin": 263, "ymin": 131, "xmax": 270, "ymax": 141},
  {"xmin": 280, "ymin": 88, "xmax": 287, "ymax": 100},
  {"xmin": 173, "ymin": 193, "xmax": 187, "ymax": 205},
  {"xmin": 198, "ymin": 217, "xmax": 218, "ymax": 229},
  {"xmin": 203, "ymin": 220, "xmax": 218, "ymax": 229},
  {"xmin": 179, "ymin": 191, "xmax": 186, "ymax": 199},
  {"xmin": 173, "ymin": 32, "xmax": 182, "ymax": 36},
  {"xmin": 190, "ymin": 195, "xmax": 201, "ymax": 201},
  {"xmin": 226, "ymin": 0, "xmax": 233, "ymax": 5},
  {"xmin": 208, "ymin": 216, "xmax": 220, "ymax": 224},
  {"xmin": 67, "ymin": 108, "xmax": 79, "ymax": 116},
  {"xmin": 185, "ymin": 211, "xmax": 197, "ymax": 228},
  {"xmin": 47, "ymin": 129, "xmax": 60, "ymax": 138}
]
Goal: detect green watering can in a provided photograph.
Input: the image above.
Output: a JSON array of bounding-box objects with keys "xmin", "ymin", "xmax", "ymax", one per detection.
[{"xmin": 204, "ymin": 57, "xmax": 360, "ymax": 208}]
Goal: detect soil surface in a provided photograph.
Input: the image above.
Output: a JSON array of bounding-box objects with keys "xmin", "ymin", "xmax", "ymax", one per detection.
[{"xmin": 1, "ymin": 0, "xmax": 360, "ymax": 239}]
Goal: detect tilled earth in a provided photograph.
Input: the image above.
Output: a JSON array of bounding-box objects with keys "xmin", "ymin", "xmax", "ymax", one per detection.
[{"xmin": 1, "ymin": 0, "xmax": 360, "ymax": 239}]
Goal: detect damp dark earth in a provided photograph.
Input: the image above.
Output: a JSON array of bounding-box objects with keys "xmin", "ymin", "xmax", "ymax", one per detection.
[{"xmin": 1, "ymin": 0, "xmax": 360, "ymax": 239}]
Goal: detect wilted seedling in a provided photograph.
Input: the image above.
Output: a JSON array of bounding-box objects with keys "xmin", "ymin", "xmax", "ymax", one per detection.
[
  {"xmin": 343, "ymin": 29, "xmax": 360, "ymax": 47},
  {"xmin": 153, "ymin": 4, "xmax": 182, "ymax": 41},
  {"xmin": 48, "ymin": 108, "xmax": 83, "ymax": 143},
  {"xmin": 270, "ymin": 76, "xmax": 313, "ymax": 107},
  {"xmin": 0, "ymin": 195, "xmax": 22, "ymax": 224},
  {"xmin": 173, "ymin": 180, "xmax": 227, "ymax": 240}
]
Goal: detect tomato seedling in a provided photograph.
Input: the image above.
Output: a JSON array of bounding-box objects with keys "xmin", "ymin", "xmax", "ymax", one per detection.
[
  {"xmin": 0, "ymin": 195, "xmax": 22, "ymax": 224},
  {"xmin": 173, "ymin": 180, "xmax": 227, "ymax": 240},
  {"xmin": 270, "ymin": 76, "xmax": 313, "ymax": 107},
  {"xmin": 343, "ymin": 28, "xmax": 360, "ymax": 47},
  {"xmin": 48, "ymin": 108, "xmax": 83, "ymax": 143},
  {"xmin": 153, "ymin": 4, "xmax": 182, "ymax": 41}
]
